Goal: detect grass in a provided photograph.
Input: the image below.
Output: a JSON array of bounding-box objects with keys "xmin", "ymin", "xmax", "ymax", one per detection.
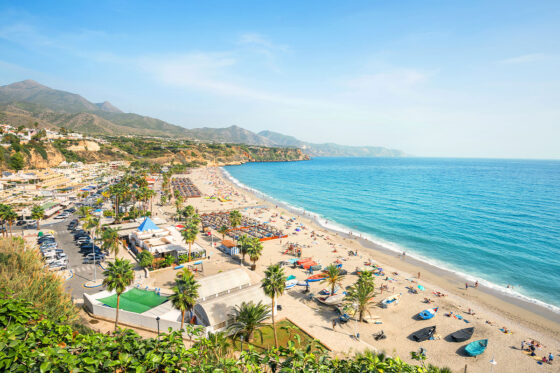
[{"xmin": 230, "ymin": 319, "xmax": 327, "ymax": 352}]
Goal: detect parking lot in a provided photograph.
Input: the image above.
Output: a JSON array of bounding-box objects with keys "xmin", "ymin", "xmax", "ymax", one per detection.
[{"xmin": 45, "ymin": 217, "xmax": 107, "ymax": 299}]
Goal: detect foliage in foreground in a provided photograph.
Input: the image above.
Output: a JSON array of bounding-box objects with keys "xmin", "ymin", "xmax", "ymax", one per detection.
[
  {"xmin": 0, "ymin": 294, "xmax": 451, "ymax": 373},
  {"xmin": 0, "ymin": 237, "xmax": 80, "ymax": 325}
]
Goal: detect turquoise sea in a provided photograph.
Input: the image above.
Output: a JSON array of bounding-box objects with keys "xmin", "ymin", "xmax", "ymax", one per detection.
[{"xmin": 224, "ymin": 157, "xmax": 560, "ymax": 312}]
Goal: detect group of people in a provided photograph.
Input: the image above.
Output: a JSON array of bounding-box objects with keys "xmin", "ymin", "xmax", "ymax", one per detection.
[{"xmin": 521, "ymin": 340, "xmax": 554, "ymax": 364}]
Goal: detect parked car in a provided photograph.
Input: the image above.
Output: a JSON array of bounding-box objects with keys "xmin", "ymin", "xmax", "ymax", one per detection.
[{"xmin": 83, "ymin": 257, "xmax": 104, "ymax": 264}]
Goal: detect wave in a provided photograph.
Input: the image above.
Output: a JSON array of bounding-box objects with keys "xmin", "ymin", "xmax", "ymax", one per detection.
[{"xmin": 220, "ymin": 167, "xmax": 560, "ymax": 315}]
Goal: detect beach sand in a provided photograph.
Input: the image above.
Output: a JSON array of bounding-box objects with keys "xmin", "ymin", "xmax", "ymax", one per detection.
[{"xmin": 162, "ymin": 167, "xmax": 559, "ymax": 372}]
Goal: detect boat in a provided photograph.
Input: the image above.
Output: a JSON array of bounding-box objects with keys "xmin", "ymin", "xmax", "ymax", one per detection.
[
  {"xmin": 450, "ymin": 327, "xmax": 475, "ymax": 342},
  {"xmin": 307, "ymin": 273, "xmax": 327, "ymax": 282},
  {"xmin": 286, "ymin": 275, "xmax": 296, "ymax": 281},
  {"xmin": 296, "ymin": 281, "xmax": 309, "ymax": 286},
  {"xmin": 464, "ymin": 339, "xmax": 488, "ymax": 356},
  {"xmin": 380, "ymin": 293, "xmax": 401, "ymax": 308},
  {"xmin": 317, "ymin": 292, "xmax": 345, "ymax": 306},
  {"xmin": 412, "ymin": 326, "xmax": 436, "ymax": 342},
  {"xmin": 285, "ymin": 279, "xmax": 298, "ymax": 289},
  {"xmin": 319, "ymin": 286, "xmax": 340, "ymax": 296},
  {"xmin": 418, "ymin": 307, "xmax": 439, "ymax": 320}
]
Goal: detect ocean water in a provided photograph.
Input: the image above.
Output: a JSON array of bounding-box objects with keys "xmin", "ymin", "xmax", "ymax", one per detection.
[{"xmin": 224, "ymin": 157, "xmax": 560, "ymax": 312}]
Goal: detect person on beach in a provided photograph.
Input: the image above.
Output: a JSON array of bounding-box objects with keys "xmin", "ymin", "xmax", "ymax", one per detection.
[
  {"xmin": 521, "ymin": 340, "xmax": 525, "ymax": 350},
  {"xmin": 475, "ymin": 280, "xmax": 478, "ymax": 288},
  {"xmin": 332, "ymin": 319, "xmax": 336, "ymax": 330},
  {"xmin": 465, "ymin": 282, "xmax": 469, "ymax": 290},
  {"xmin": 418, "ymin": 272, "xmax": 421, "ymax": 279},
  {"xmin": 548, "ymin": 352, "xmax": 554, "ymax": 363}
]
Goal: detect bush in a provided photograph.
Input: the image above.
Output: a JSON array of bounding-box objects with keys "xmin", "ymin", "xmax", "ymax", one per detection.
[
  {"xmin": 0, "ymin": 238, "xmax": 80, "ymax": 324},
  {"xmin": 8, "ymin": 152, "xmax": 25, "ymax": 170},
  {"xmin": 103, "ymin": 210, "xmax": 114, "ymax": 217},
  {"xmin": 0, "ymin": 292, "xmax": 448, "ymax": 372},
  {"xmin": 138, "ymin": 251, "xmax": 154, "ymax": 268}
]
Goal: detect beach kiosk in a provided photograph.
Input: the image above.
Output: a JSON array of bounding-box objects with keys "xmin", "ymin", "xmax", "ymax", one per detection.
[{"xmin": 220, "ymin": 240, "xmax": 239, "ymax": 256}]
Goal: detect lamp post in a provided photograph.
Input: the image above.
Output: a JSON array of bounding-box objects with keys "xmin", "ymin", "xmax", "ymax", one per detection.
[
  {"xmin": 156, "ymin": 316, "xmax": 160, "ymax": 338},
  {"xmin": 489, "ymin": 357, "xmax": 497, "ymax": 373},
  {"xmin": 240, "ymin": 335, "xmax": 244, "ymax": 353}
]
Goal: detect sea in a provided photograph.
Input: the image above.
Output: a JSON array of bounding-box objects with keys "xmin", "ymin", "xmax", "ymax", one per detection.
[{"xmin": 223, "ymin": 157, "xmax": 560, "ymax": 313}]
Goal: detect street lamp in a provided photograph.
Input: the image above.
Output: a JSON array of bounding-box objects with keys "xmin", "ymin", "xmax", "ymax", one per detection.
[
  {"xmin": 489, "ymin": 357, "xmax": 497, "ymax": 373},
  {"xmin": 240, "ymin": 335, "xmax": 244, "ymax": 353},
  {"xmin": 156, "ymin": 316, "xmax": 160, "ymax": 338}
]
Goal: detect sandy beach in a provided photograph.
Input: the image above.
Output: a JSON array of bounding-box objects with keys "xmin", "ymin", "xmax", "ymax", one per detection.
[{"xmin": 166, "ymin": 167, "xmax": 559, "ymax": 372}]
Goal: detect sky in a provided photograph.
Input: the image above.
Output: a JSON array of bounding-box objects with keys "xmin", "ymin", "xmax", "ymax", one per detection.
[{"xmin": 0, "ymin": 1, "xmax": 559, "ymax": 159}]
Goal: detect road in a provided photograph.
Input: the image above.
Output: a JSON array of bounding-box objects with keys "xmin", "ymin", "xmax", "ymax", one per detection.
[{"xmin": 44, "ymin": 217, "xmax": 107, "ymax": 299}]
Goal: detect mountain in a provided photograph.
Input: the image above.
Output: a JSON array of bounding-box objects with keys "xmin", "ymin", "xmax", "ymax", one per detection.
[
  {"xmin": 186, "ymin": 125, "xmax": 274, "ymax": 146},
  {"xmin": 259, "ymin": 130, "xmax": 405, "ymax": 157},
  {"xmin": 0, "ymin": 80, "xmax": 192, "ymax": 137},
  {"xmin": 95, "ymin": 101, "xmax": 122, "ymax": 113},
  {"xmin": 0, "ymin": 80, "xmax": 406, "ymax": 157},
  {"xmin": 0, "ymin": 80, "xmax": 100, "ymax": 113}
]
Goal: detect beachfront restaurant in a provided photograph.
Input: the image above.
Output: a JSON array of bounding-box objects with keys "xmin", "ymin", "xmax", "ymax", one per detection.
[{"xmin": 128, "ymin": 217, "xmax": 206, "ymax": 258}]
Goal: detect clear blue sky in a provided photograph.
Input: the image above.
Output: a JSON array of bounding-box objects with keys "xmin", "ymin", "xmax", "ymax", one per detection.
[{"xmin": 1, "ymin": 1, "xmax": 559, "ymax": 159}]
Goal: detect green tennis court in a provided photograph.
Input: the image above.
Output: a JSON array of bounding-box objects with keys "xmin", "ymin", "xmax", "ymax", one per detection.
[{"xmin": 99, "ymin": 288, "xmax": 168, "ymax": 313}]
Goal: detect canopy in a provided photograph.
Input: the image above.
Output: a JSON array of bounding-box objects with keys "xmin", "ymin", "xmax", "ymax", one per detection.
[{"xmin": 137, "ymin": 217, "xmax": 160, "ymax": 232}]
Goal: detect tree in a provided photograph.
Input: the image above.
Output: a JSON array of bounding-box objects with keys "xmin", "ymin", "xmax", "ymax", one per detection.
[
  {"xmin": 102, "ymin": 259, "xmax": 135, "ymax": 330},
  {"xmin": 262, "ymin": 264, "xmax": 286, "ymax": 348},
  {"xmin": 229, "ymin": 210, "xmax": 242, "ymax": 231},
  {"xmin": 181, "ymin": 224, "xmax": 198, "ymax": 262},
  {"xmin": 227, "ymin": 301, "xmax": 271, "ymax": 343},
  {"xmin": 138, "ymin": 251, "xmax": 154, "ymax": 268},
  {"xmin": 8, "ymin": 152, "xmax": 25, "ymax": 171},
  {"xmin": 237, "ymin": 234, "xmax": 250, "ymax": 266},
  {"xmin": 246, "ymin": 237, "xmax": 263, "ymax": 271},
  {"xmin": 77, "ymin": 205, "xmax": 92, "ymax": 218},
  {"xmin": 169, "ymin": 268, "xmax": 200, "ymax": 330},
  {"xmin": 31, "ymin": 205, "xmax": 45, "ymax": 230},
  {"xmin": 0, "ymin": 204, "xmax": 10, "ymax": 237},
  {"xmin": 345, "ymin": 276, "xmax": 376, "ymax": 322},
  {"xmin": 218, "ymin": 225, "xmax": 228, "ymax": 240},
  {"xmin": 101, "ymin": 227, "xmax": 121, "ymax": 257},
  {"xmin": 321, "ymin": 264, "xmax": 345, "ymax": 296},
  {"xmin": 4, "ymin": 209, "xmax": 18, "ymax": 236}
]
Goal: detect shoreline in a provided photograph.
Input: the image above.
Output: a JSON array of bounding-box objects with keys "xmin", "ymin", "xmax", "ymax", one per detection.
[{"xmin": 220, "ymin": 166, "xmax": 560, "ymax": 333}]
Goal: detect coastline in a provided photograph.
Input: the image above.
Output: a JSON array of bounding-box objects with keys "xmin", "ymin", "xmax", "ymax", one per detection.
[{"xmin": 220, "ymin": 166, "xmax": 560, "ymax": 334}]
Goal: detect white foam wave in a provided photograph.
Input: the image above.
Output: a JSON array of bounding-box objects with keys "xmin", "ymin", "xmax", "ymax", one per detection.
[{"xmin": 220, "ymin": 167, "xmax": 560, "ymax": 315}]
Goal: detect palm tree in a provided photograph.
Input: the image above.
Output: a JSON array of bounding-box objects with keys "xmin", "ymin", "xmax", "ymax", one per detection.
[
  {"xmin": 102, "ymin": 259, "xmax": 134, "ymax": 330},
  {"xmin": 237, "ymin": 234, "xmax": 250, "ymax": 265},
  {"xmin": 229, "ymin": 210, "xmax": 242, "ymax": 231},
  {"xmin": 77, "ymin": 205, "xmax": 92, "ymax": 219},
  {"xmin": 169, "ymin": 268, "xmax": 200, "ymax": 330},
  {"xmin": 321, "ymin": 264, "xmax": 345, "ymax": 296},
  {"xmin": 31, "ymin": 205, "xmax": 45, "ymax": 230},
  {"xmin": 262, "ymin": 264, "xmax": 286, "ymax": 348},
  {"xmin": 227, "ymin": 301, "xmax": 271, "ymax": 343},
  {"xmin": 0, "ymin": 204, "xmax": 9, "ymax": 237},
  {"xmin": 4, "ymin": 208, "xmax": 17, "ymax": 236},
  {"xmin": 218, "ymin": 225, "xmax": 228, "ymax": 240},
  {"xmin": 101, "ymin": 227, "xmax": 121, "ymax": 257},
  {"xmin": 345, "ymin": 277, "xmax": 376, "ymax": 322},
  {"xmin": 181, "ymin": 224, "xmax": 198, "ymax": 262},
  {"xmin": 246, "ymin": 238, "xmax": 263, "ymax": 271}
]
